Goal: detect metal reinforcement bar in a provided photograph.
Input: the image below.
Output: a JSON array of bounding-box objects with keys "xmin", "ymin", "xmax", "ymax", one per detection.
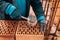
[{"xmin": 41, "ymin": 0, "xmax": 60, "ymax": 40}]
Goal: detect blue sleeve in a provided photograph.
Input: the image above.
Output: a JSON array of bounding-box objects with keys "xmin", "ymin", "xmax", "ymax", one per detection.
[
  {"xmin": 37, "ymin": 16, "xmax": 45, "ymax": 21},
  {"xmin": 5, "ymin": 4, "xmax": 16, "ymax": 15},
  {"xmin": 30, "ymin": 0, "xmax": 45, "ymax": 23},
  {"xmin": 0, "ymin": 0, "xmax": 16, "ymax": 15},
  {"xmin": 37, "ymin": 16, "xmax": 45, "ymax": 24}
]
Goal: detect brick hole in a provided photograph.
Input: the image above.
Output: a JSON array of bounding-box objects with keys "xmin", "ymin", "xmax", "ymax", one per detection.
[
  {"xmin": 34, "ymin": 26, "xmax": 37, "ymax": 28},
  {"xmin": 6, "ymin": 29, "xmax": 10, "ymax": 34},
  {"xmin": 0, "ymin": 23, "xmax": 3, "ymax": 27},
  {"xmin": 30, "ymin": 31, "xmax": 34, "ymax": 34},
  {"xmin": 23, "ymin": 29, "xmax": 27, "ymax": 34},
  {"xmin": 26, "ymin": 28, "xmax": 30, "ymax": 32},
  {"xmin": 7, "ymin": 26, "xmax": 11, "ymax": 29},
  {"xmin": 5, "ymin": 31, "xmax": 9, "ymax": 34},
  {"xmin": 33, "ymin": 31, "xmax": 35, "ymax": 34},
  {"xmin": 22, "ymin": 23, "xmax": 24, "ymax": 25},
  {"xmin": 37, "ymin": 32, "xmax": 40, "ymax": 35},
  {"xmin": 18, "ymin": 24, "xmax": 22, "ymax": 27},
  {"xmin": 33, "ymin": 28, "xmax": 35, "ymax": 30},
  {"xmin": 12, "ymin": 26, "xmax": 15, "ymax": 29},
  {"xmin": 11, "ymin": 29, "xmax": 14, "ymax": 33},
  {"xmin": 32, "ymin": 28, "xmax": 36, "ymax": 34},
  {"xmin": 29, "ymin": 26, "xmax": 32, "ymax": 28},
  {"xmin": 3, "ymin": 29, "xmax": 6, "ymax": 33},
  {"xmin": 36, "ymin": 24, "xmax": 40, "ymax": 27},
  {"xmin": 23, "ymin": 28, "xmax": 25, "ymax": 32},
  {"xmin": 0, "ymin": 28, "xmax": 1, "ymax": 31},
  {"xmin": 35, "ymin": 29, "xmax": 37, "ymax": 32},
  {"xmin": 29, "ymin": 28, "xmax": 31, "ymax": 31},
  {"xmin": 17, "ymin": 29, "xmax": 20, "ymax": 32},
  {"xmin": 7, "ymin": 22, "xmax": 10, "ymax": 25},
  {"xmin": 2, "ymin": 29, "xmax": 6, "ymax": 34},
  {"xmin": 25, "ymin": 24, "xmax": 29, "ymax": 27},
  {"xmin": 29, "ymin": 31, "xmax": 31, "ymax": 34},
  {"xmin": 21, "ymin": 29, "xmax": 24, "ymax": 33},
  {"xmin": 0, "ymin": 28, "xmax": 2, "ymax": 34},
  {"xmin": 37, "ymin": 27, "xmax": 40, "ymax": 29},
  {"xmin": 18, "ymin": 29, "xmax": 21, "ymax": 32},
  {"xmin": 21, "ymin": 31, "xmax": 23, "ymax": 34},
  {"xmin": 25, "ymin": 22, "xmax": 28, "ymax": 26},
  {"xmin": 39, "ymin": 29, "xmax": 40, "ymax": 32},
  {"xmin": 11, "ymin": 23, "xmax": 13, "ymax": 25},
  {"xmin": 24, "ymin": 32, "xmax": 26, "ymax": 34},
  {"xmin": 17, "ymin": 32, "xmax": 21, "ymax": 34},
  {"xmin": 20, "ymin": 21, "xmax": 23, "ymax": 24},
  {"xmin": 5, "ymin": 31, "xmax": 7, "ymax": 34},
  {"xmin": 4, "ymin": 23, "xmax": 8, "ymax": 27},
  {"xmin": 31, "ymin": 28, "xmax": 34, "ymax": 31},
  {"xmin": 30, "ymin": 29, "xmax": 33, "ymax": 33},
  {"xmin": 22, "ymin": 31, "xmax": 25, "ymax": 34},
  {"xmin": 4, "ymin": 23, "xmax": 7, "ymax": 27},
  {"xmin": 0, "ymin": 31, "xmax": 2, "ymax": 34},
  {"xmin": 13, "ymin": 22, "xmax": 16, "ymax": 24},
  {"xmin": 19, "ymin": 24, "xmax": 23, "ymax": 27},
  {"xmin": 5, "ymin": 27, "xmax": 10, "ymax": 34}
]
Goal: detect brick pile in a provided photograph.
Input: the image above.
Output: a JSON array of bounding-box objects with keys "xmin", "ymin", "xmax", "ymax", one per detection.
[{"xmin": 0, "ymin": 20, "xmax": 42, "ymax": 35}]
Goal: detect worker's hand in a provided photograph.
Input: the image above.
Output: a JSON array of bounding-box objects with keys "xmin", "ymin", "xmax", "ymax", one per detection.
[
  {"xmin": 37, "ymin": 16, "xmax": 46, "ymax": 32},
  {"xmin": 39, "ymin": 20, "xmax": 46, "ymax": 34},
  {"xmin": 27, "ymin": 15, "xmax": 37, "ymax": 26}
]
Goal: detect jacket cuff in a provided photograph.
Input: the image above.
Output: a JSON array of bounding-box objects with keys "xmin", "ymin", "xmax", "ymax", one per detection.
[
  {"xmin": 5, "ymin": 4, "xmax": 16, "ymax": 15},
  {"xmin": 37, "ymin": 16, "xmax": 45, "ymax": 22}
]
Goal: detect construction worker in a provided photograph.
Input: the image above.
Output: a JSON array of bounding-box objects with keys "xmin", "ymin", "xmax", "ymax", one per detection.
[{"xmin": 0, "ymin": 0, "xmax": 45, "ymax": 32}]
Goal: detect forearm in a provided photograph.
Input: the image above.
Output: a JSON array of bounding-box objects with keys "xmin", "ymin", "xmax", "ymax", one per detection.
[{"xmin": 30, "ymin": 0, "xmax": 45, "ymax": 23}]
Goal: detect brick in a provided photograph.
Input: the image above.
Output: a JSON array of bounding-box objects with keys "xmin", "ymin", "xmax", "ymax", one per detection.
[{"xmin": 16, "ymin": 35, "xmax": 44, "ymax": 40}]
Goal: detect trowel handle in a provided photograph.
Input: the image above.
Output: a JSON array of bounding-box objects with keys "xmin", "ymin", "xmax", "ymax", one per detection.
[{"xmin": 21, "ymin": 16, "xmax": 28, "ymax": 20}]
